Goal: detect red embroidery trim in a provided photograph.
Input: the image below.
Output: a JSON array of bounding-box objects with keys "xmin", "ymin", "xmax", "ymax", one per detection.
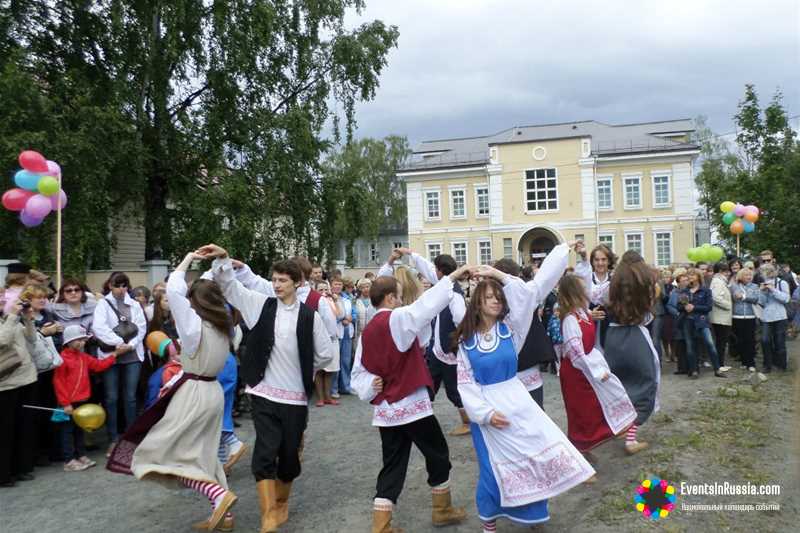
[
  {"xmin": 374, "ymin": 399, "xmax": 432, "ymax": 424},
  {"xmin": 249, "ymin": 383, "xmax": 307, "ymax": 402}
]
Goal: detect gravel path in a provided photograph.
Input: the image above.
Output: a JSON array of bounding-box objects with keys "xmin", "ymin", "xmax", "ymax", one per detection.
[{"xmin": 3, "ymin": 341, "xmax": 798, "ymax": 532}]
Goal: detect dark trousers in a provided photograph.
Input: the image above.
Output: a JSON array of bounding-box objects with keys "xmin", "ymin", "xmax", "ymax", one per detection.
[
  {"xmin": 35, "ymin": 370, "xmax": 61, "ymax": 462},
  {"xmin": 673, "ymin": 340, "xmax": 688, "ymax": 373},
  {"xmin": 733, "ymin": 318, "xmax": 756, "ymax": 368},
  {"xmin": 376, "ymin": 415, "xmax": 451, "ymax": 503},
  {"xmin": 250, "ymin": 395, "xmax": 308, "ymax": 482},
  {"xmin": 712, "ymin": 324, "xmax": 731, "ymax": 367},
  {"xmin": 761, "ymin": 319, "xmax": 788, "ymax": 370},
  {"xmin": 0, "ymin": 382, "xmax": 37, "ymax": 483},
  {"xmin": 529, "ymin": 386, "xmax": 544, "ymax": 410},
  {"xmin": 61, "ymin": 418, "xmax": 86, "ymax": 462},
  {"xmin": 427, "ymin": 356, "xmax": 462, "ymax": 409}
]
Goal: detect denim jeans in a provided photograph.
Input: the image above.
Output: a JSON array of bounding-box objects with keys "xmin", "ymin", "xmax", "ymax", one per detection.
[
  {"xmin": 103, "ymin": 361, "xmax": 142, "ymax": 442},
  {"xmin": 761, "ymin": 319, "xmax": 788, "ymax": 370},
  {"xmin": 683, "ymin": 322, "xmax": 721, "ymax": 372},
  {"xmin": 332, "ymin": 334, "xmax": 353, "ymax": 395},
  {"xmin": 62, "ymin": 419, "xmax": 86, "ymax": 462}
]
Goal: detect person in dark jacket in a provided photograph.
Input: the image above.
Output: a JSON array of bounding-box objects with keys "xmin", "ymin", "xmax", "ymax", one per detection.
[{"xmin": 682, "ymin": 269, "xmax": 727, "ymax": 379}]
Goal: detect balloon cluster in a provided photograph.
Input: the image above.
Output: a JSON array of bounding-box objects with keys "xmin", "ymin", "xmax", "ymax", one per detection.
[
  {"xmin": 2, "ymin": 150, "xmax": 68, "ymax": 227},
  {"xmin": 146, "ymin": 331, "xmax": 176, "ymax": 358},
  {"xmin": 687, "ymin": 243, "xmax": 724, "ymax": 263},
  {"xmin": 720, "ymin": 201, "xmax": 758, "ymax": 235}
]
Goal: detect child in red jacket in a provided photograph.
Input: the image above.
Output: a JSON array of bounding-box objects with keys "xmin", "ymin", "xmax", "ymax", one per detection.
[{"xmin": 53, "ymin": 326, "xmax": 117, "ymax": 472}]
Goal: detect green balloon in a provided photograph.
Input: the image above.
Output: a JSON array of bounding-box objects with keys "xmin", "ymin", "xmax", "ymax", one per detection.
[
  {"xmin": 701, "ymin": 243, "xmax": 712, "ymax": 249},
  {"xmin": 709, "ymin": 246, "xmax": 724, "ymax": 262},
  {"xmin": 687, "ymin": 247, "xmax": 700, "ymax": 262},
  {"xmin": 37, "ymin": 175, "xmax": 60, "ymax": 197},
  {"xmin": 722, "ymin": 212, "xmax": 736, "ymax": 225}
]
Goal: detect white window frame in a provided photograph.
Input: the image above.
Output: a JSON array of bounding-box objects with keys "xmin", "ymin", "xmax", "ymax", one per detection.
[
  {"xmin": 651, "ymin": 173, "xmax": 672, "ymax": 208},
  {"xmin": 448, "ymin": 185, "xmax": 467, "ymax": 220},
  {"xmin": 369, "ymin": 242, "xmax": 380, "ymax": 263},
  {"xmin": 598, "ymin": 233, "xmax": 615, "ymax": 253},
  {"xmin": 489, "ymin": 147, "xmax": 498, "ymax": 164},
  {"xmin": 624, "ymin": 231, "xmax": 644, "ymax": 256},
  {"xmin": 426, "ymin": 242, "xmax": 442, "ymax": 262},
  {"xmin": 424, "ymin": 188, "xmax": 441, "ymax": 221},
  {"xmin": 653, "ymin": 230, "xmax": 673, "ymax": 267},
  {"xmin": 623, "ymin": 174, "xmax": 642, "ymax": 210},
  {"xmin": 596, "ymin": 176, "xmax": 614, "ymax": 211},
  {"xmin": 451, "ymin": 241, "xmax": 468, "ymax": 266},
  {"xmin": 503, "ymin": 237, "xmax": 514, "ymax": 259},
  {"xmin": 581, "ymin": 139, "xmax": 591, "ymax": 158},
  {"xmin": 523, "ymin": 167, "xmax": 559, "ymax": 214},
  {"xmin": 477, "ymin": 239, "xmax": 492, "ymax": 264},
  {"xmin": 474, "ymin": 184, "xmax": 490, "ymax": 218}
]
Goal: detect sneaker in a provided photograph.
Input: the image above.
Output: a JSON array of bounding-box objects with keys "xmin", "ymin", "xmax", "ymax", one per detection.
[
  {"xmin": 702, "ymin": 362, "xmax": 712, "ymax": 368},
  {"xmin": 719, "ymin": 366, "xmax": 731, "ymax": 372},
  {"xmin": 64, "ymin": 459, "xmax": 90, "ymax": 472},
  {"xmin": 78, "ymin": 456, "xmax": 97, "ymax": 468},
  {"xmin": 748, "ymin": 367, "xmax": 756, "ymax": 372},
  {"xmin": 330, "ymin": 392, "xmax": 341, "ymax": 399}
]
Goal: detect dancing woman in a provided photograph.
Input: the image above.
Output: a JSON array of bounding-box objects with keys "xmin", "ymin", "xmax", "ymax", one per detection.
[
  {"xmin": 108, "ymin": 251, "xmax": 238, "ymax": 531},
  {"xmin": 454, "ymin": 243, "xmax": 595, "ymax": 532}
]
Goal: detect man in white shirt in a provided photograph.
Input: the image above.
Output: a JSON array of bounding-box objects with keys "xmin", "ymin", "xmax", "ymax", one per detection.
[{"xmin": 197, "ymin": 244, "xmax": 332, "ymax": 533}]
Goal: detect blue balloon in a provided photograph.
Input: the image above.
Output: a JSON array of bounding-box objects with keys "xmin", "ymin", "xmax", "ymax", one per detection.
[
  {"xmin": 14, "ymin": 169, "xmax": 41, "ymax": 191},
  {"xmin": 743, "ymin": 221, "xmax": 755, "ymax": 233}
]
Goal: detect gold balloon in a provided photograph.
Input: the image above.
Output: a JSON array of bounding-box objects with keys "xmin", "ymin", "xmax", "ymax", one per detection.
[{"xmin": 73, "ymin": 403, "xmax": 106, "ymax": 432}]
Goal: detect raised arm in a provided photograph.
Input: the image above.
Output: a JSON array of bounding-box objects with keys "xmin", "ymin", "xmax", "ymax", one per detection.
[
  {"xmin": 409, "ymin": 251, "xmax": 438, "ymax": 286},
  {"xmin": 526, "ymin": 242, "xmax": 571, "ymax": 307},
  {"xmin": 234, "ymin": 261, "xmax": 275, "ymax": 298},
  {"xmin": 166, "ymin": 252, "xmax": 204, "ymax": 356}
]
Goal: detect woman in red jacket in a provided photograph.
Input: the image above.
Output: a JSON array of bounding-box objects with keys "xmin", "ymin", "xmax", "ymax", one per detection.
[{"xmin": 53, "ymin": 326, "xmax": 116, "ymax": 471}]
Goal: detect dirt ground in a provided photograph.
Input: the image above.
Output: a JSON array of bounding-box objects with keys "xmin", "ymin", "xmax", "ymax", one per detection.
[{"xmin": 2, "ymin": 340, "xmax": 798, "ymax": 533}]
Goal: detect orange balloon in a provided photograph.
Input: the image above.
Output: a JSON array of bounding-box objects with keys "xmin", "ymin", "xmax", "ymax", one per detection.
[
  {"xmin": 744, "ymin": 211, "xmax": 759, "ymax": 223},
  {"xmin": 146, "ymin": 330, "xmax": 169, "ymax": 354},
  {"xmin": 730, "ymin": 220, "xmax": 745, "ymax": 234}
]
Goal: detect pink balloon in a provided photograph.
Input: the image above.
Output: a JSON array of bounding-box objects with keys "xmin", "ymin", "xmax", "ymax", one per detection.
[
  {"xmin": 19, "ymin": 210, "xmax": 44, "ymax": 227},
  {"xmin": 18, "ymin": 150, "xmax": 48, "ymax": 173},
  {"xmin": 24, "ymin": 194, "xmax": 52, "ymax": 219},
  {"xmin": 2, "ymin": 188, "xmax": 35, "ymax": 211},
  {"xmin": 49, "ymin": 189, "xmax": 68, "ymax": 210},
  {"xmin": 733, "ymin": 203, "xmax": 746, "ymax": 216},
  {"xmin": 746, "ymin": 205, "xmax": 759, "ymax": 215},
  {"xmin": 46, "ymin": 160, "xmax": 61, "ymax": 176}
]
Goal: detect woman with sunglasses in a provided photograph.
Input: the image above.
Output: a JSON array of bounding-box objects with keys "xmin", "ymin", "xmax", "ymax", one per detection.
[
  {"xmin": 92, "ymin": 272, "xmax": 147, "ymax": 457},
  {"xmin": 49, "ymin": 278, "xmax": 97, "ymax": 342}
]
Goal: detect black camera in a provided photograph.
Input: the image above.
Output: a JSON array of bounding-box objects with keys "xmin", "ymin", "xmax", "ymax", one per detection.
[{"xmin": 20, "ymin": 300, "xmax": 31, "ymax": 310}]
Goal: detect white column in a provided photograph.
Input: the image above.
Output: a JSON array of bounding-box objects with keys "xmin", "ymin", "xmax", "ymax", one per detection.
[{"xmin": 140, "ymin": 259, "xmax": 171, "ymax": 288}]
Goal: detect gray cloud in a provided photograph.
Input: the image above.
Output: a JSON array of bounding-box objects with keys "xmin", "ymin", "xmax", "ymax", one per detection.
[{"xmin": 346, "ymin": 0, "xmax": 800, "ymax": 144}]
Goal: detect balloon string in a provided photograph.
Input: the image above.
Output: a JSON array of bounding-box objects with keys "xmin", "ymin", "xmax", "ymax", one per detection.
[{"xmin": 22, "ymin": 404, "xmax": 64, "ymax": 413}]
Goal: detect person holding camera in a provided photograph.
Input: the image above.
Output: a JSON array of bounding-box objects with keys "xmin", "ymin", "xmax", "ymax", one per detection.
[
  {"xmin": 91, "ymin": 272, "xmax": 147, "ymax": 457},
  {"xmin": 757, "ymin": 263, "xmax": 791, "ymax": 372},
  {"xmin": 0, "ymin": 297, "xmax": 39, "ymax": 487}
]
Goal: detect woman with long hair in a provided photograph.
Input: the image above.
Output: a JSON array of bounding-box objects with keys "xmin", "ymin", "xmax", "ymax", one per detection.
[
  {"xmin": 601, "ymin": 251, "xmax": 662, "ymax": 454},
  {"xmin": 313, "ymin": 281, "xmax": 341, "ymax": 406},
  {"xmin": 455, "ymin": 243, "xmax": 594, "ymax": 532},
  {"xmin": 108, "ymin": 251, "xmax": 238, "ymax": 531},
  {"xmin": 556, "ymin": 273, "xmax": 636, "ymax": 462}
]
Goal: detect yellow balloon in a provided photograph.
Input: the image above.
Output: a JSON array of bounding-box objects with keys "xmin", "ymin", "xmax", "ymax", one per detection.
[
  {"xmin": 73, "ymin": 403, "xmax": 107, "ymax": 432},
  {"xmin": 642, "ymin": 479, "xmax": 651, "ymax": 488},
  {"xmin": 636, "ymin": 503, "xmax": 645, "ymax": 512},
  {"xmin": 720, "ymin": 201, "xmax": 735, "ymax": 213}
]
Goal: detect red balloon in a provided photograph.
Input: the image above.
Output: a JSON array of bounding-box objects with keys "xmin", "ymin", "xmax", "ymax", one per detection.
[
  {"xmin": 18, "ymin": 150, "xmax": 49, "ymax": 172},
  {"xmin": 2, "ymin": 188, "xmax": 35, "ymax": 211}
]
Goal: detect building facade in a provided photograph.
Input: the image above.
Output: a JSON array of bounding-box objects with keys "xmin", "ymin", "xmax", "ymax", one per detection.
[{"xmin": 399, "ymin": 119, "xmax": 700, "ymax": 267}]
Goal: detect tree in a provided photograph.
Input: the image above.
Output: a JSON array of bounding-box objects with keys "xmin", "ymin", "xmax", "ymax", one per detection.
[
  {"xmin": 694, "ymin": 85, "xmax": 800, "ymax": 267},
  {"xmin": 0, "ymin": 1, "xmax": 399, "ymax": 275},
  {"xmin": 320, "ymin": 135, "xmax": 410, "ymax": 266}
]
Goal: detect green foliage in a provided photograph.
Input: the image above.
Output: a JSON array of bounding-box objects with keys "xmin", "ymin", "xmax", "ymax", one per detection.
[
  {"xmin": 694, "ymin": 85, "xmax": 800, "ymax": 266},
  {"xmin": 0, "ymin": 0, "xmax": 399, "ymax": 276},
  {"xmin": 321, "ymin": 135, "xmax": 410, "ymax": 267}
]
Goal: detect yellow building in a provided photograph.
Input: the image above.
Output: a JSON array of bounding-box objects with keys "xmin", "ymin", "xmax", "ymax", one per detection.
[{"xmin": 398, "ymin": 119, "xmax": 700, "ymax": 267}]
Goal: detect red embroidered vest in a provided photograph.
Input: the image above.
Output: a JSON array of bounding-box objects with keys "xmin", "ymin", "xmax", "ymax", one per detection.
[
  {"xmin": 305, "ymin": 289, "xmax": 322, "ymax": 312},
  {"xmin": 575, "ymin": 312, "xmax": 596, "ymax": 354},
  {"xmin": 360, "ymin": 311, "xmax": 433, "ymax": 405}
]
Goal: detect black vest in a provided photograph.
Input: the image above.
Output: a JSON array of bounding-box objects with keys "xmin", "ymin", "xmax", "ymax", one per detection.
[
  {"xmin": 242, "ymin": 298, "xmax": 316, "ymax": 397},
  {"xmin": 438, "ymin": 282, "xmax": 464, "ymax": 352},
  {"xmin": 517, "ymin": 309, "xmax": 556, "ymax": 370}
]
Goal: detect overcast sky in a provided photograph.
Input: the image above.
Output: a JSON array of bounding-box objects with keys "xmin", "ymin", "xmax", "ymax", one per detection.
[{"xmin": 345, "ymin": 0, "xmax": 799, "ymax": 147}]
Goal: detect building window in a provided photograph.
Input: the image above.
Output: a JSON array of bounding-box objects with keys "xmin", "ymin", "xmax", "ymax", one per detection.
[
  {"xmin": 427, "ymin": 243, "xmax": 442, "ymax": 261},
  {"xmin": 581, "ymin": 139, "xmax": 591, "ymax": 158},
  {"xmin": 525, "ymin": 168, "xmax": 558, "ymax": 212},
  {"xmin": 652, "ymin": 175, "xmax": 671, "ymax": 207},
  {"xmin": 655, "ymin": 232, "xmax": 673, "ymax": 267},
  {"xmin": 503, "ymin": 238, "xmax": 513, "ymax": 259},
  {"xmin": 449, "ymin": 188, "xmax": 466, "ymax": 219},
  {"xmin": 393, "ymin": 241, "xmax": 403, "ymax": 250},
  {"xmin": 475, "ymin": 186, "xmax": 490, "ymax": 217},
  {"xmin": 625, "ymin": 233, "xmax": 644, "ymax": 255},
  {"xmin": 574, "ymin": 233, "xmax": 585, "ymax": 243},
  {"xmin": 425, "ymin": 190, "xmax": 441, "ymax": 220},
  {"xmin": 452, "ymin": 242, "xmax": 467, "ymax": 266},
  {"xmin": 489, "ymin": 147, "xmax": 498, "ymax": 164},
  {"xmin": 598, "ymin": 234, "xmax": 615, "ymax": 252},
  {"xmin": 369, "ymin": 243, "xmax": 379, "ymax": 263},
  {"xmin": 624, "ymin": 176, "xmax": 642, "ymax": 209},
  {"xmin": 597, "ymin": 178, "xmax": 613, "ymax": 210},
  {"xmin": 478, "ymin": 241, "xmax": 492, "ymax": 264}
]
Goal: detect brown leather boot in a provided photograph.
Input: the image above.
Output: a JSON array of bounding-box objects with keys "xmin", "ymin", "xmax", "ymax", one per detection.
[
  {"xmin": 372, "ymin": 506, "xmax": 404, "ymax": 533},
  {"xmin": 448, "ymin": 408, "xmax": 471, "ymax": 436},
  {"xmin": 431, "ymin": 487, "xmax": 466, "ymax": 527},
  {"xmin": 274, "ymin": 479, "xmax": 292, "ymax": 526},
  {"xmin": 256, "ymin": 480, "xmax": 280, "ymax": 533}
]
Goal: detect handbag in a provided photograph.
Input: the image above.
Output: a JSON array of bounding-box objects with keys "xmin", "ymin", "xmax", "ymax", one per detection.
[
  {"xmin": 97, "ymin": 300, "xmax": 139, "ymax": 352},
  {"xmin": 30, "ymin": 331, "xmax": 63, "ymax": 372}
]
